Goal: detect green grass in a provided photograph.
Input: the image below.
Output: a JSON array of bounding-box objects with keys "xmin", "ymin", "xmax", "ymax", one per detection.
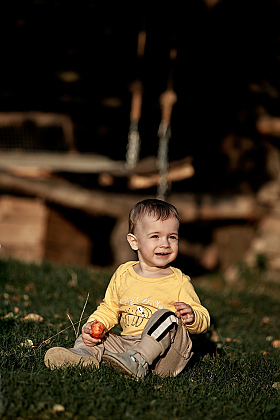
[{"xmin": 0, "ymin": 258, "xmax": 280, "ymax": 420}]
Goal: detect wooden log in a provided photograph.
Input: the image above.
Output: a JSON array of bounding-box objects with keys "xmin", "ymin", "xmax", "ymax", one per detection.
[
  {"xmin": 198, "ymin": 195, "xmax": 262, "ymax": 221},
  {"xmin": 171, "ymin": 194, "xmax": 262, "ymax": 222},
  {"xmin": 0, "ymin": 172, "xmax": 263, "ymax": 222},
  {"xmin": 110, "ymin": 217, "xmax": 136, "ymax": 266},
  {"xmin": 0, "ymin": 172, "xmax": 139, "ymax": 219}
]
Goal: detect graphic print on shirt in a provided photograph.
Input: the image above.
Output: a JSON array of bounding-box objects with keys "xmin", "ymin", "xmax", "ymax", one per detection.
[{"xmin": 122, "ymin": 304, "xmax": 153, "ymax": 328}]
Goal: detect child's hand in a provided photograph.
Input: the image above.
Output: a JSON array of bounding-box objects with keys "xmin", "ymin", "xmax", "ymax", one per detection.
[
  {"xmin": 174, "ymin": 302, "xmax": 195, "ymax": 325},
  {"xmin": 82, "ymin": 321, "xmax": 102, "ymax": 347}
]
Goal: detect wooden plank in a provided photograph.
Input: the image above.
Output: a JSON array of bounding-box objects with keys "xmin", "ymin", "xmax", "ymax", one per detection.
[
  {"xmin": 128, "ymin": 157, "xmax": 194, "ymax": 189},
  {"xmin": 0, "ymin": 195, "xmax": 48, "ymax": 262},
  {"xmin": 0, "ymin": 151, "xmax": 125, "ymax": 174}
]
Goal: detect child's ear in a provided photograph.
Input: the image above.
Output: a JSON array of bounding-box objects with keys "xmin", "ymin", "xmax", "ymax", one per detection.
[{"xmin": 127, "ymin": 233, "xmax": 138, "ymax": 251}]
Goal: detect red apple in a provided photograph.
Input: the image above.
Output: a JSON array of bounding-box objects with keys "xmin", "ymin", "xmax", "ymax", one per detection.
[{"xmin": 90, "ymin": 320, "xmax": 106, "ymax": 339}]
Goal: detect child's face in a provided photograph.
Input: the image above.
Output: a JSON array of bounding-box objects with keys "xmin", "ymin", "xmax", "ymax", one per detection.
[{"xmin": 127, "ymin": 214, "xmax": 179, "ymax": 269}]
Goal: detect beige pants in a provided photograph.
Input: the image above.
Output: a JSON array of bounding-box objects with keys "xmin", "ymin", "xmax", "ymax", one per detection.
[{"xmin": 72, "ymin": 309, "xmax": 193, "ymax": 377}]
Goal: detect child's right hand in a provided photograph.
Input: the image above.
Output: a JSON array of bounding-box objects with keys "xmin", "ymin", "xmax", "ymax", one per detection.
[{"xmin": 82, "ymin": 322, "xmax": 102, "ymax": 347}]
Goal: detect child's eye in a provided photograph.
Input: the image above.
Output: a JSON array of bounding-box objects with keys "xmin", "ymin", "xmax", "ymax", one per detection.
[
  {"xmin": 169, "ymin": 235, "xmax": 178, "ymax": 240},
  {"xmin": 151, "ymin": 235, "xmax": 159, "ymax": 238}
]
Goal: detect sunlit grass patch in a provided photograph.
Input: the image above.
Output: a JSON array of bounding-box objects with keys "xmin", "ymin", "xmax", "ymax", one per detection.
[{"xmin": 0, "ymin": 258, "xmax": 280, "ymax": 419}]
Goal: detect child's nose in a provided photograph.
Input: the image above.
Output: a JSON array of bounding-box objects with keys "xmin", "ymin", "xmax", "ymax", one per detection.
[{"xmin": 160, "ymin": 237, "xmax": 170, "ymax": 247}]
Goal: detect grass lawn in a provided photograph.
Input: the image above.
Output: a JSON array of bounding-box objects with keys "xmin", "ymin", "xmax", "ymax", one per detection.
[{"xmin": 0, "ymin": 258, "xmax": 280, "ymax": 420}]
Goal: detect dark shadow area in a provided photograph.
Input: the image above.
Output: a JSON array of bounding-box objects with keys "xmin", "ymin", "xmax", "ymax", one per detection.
[
  {"xmin": 45, "ymin": 204, "xmax": 116, "ymax": 267},
  {"xmin": 184, "ymin": 331, "xmax": 222, "ymax": 371},
  {"xmin": 0, "ymin": 1, "xmax": 279, "ymax": 191}
]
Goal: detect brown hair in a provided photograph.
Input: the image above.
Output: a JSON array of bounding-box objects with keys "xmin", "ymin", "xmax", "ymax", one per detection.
[{"xmin": 128, "ymin": 199, "xmax": 180, "ymax": 234}]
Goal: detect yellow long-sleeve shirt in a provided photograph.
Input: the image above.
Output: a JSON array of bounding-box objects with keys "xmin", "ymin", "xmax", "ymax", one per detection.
[{"xmin": 87, "ymin": 261, "xmax": 210, "ymax": 336}]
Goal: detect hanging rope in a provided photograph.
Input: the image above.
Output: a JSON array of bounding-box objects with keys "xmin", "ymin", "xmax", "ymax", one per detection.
[
  {"xmin": 156, "ymin": 88, "xmax": 177, "ymax": 200},
  {"xmin": 125, "ymin": 119, "xmax": 141, "ymax": 171},
  {"xmin": 156, "ymin": 48, "xmax": 177, "ymax": 200},
  {"xmin": 125, "ymin": 31, "xmax": 146, "ymax": 171},
  {"xmin": 125, "ymin": 36, "xmax": 178, "ymax": 201},
  {"xmin": 125, "ymin": 81, "xmax": 142, "ymax": 170},
  {"xmin": 157, "ymin": 121, "xmax": 171, "ymax": 200}
]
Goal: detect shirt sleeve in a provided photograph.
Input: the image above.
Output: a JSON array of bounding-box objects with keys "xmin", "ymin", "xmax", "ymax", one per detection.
[
  {"xmin": 179, "ymin": 275, "xmax": 210, "ymax": 334},
  {"xmin": 86, "ymin": 268, "xmax": 121, "ymax": 331}
]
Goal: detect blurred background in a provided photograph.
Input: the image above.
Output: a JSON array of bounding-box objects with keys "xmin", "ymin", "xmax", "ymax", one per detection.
[{"xmin": 1, "ymin": 0, "xmax": 280, "ymax": 280}]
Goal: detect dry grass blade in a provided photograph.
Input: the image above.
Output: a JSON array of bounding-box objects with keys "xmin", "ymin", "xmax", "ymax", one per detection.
[
  {"xmin": 36, "ymin": 316, "xmax": 89, "ymax": 351},
  {"xmin": 76, "ymin": 293, "xmax": 89, "ymax": 338},
  {"xmin": 67, "ymin": 313, "xmax": 77, "ymax": 337},
  {"xmin": 36, "ymin": 293, "xmax": 90, "ymax": 349}
]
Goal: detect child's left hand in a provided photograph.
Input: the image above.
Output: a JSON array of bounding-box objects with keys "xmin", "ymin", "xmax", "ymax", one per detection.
[{"xmin": 174, "ymin": 302, "xmax": 195, "ymax": 325}]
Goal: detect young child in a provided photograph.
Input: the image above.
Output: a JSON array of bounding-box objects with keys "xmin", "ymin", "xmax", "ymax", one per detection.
[{"xmin": 44, "ymin": 199, "xmax": 210, "ymax": 379}]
